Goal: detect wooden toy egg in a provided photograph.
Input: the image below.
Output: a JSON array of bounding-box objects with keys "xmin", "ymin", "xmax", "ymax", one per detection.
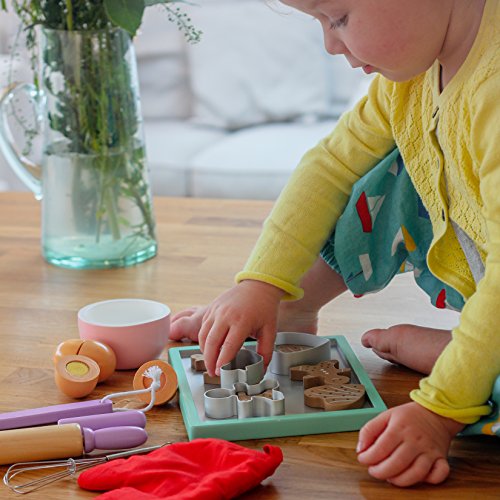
[
  {"xmin": 54, "ymin": 339, "xmax": 116, "ymax": 382},
  {"xmin": 54, "ymin": 354, "xmax": 100, "ymax": 398},
  {"xmin": 133, "ymin": 359, "xmax": 178, "ymax": 405}
]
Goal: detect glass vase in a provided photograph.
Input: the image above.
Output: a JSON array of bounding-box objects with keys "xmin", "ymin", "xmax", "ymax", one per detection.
[{"xmin": 0, "ymin": 28, "xmax": 157, "ymax": 269}]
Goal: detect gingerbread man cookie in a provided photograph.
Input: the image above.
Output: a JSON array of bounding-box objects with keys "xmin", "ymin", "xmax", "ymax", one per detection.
[
  {"xmin": 290, "ymin": 360, "xmax": 351, "ymax": 389},
  {"xmin": 290, "ymin": 360, "xmax": 365, "ymax": 411}
]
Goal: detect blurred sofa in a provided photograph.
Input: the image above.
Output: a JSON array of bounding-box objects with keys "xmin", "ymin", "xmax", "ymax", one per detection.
[{"xmin": 0, "ymin": 0, "xmax": 370, "ymax": 199}]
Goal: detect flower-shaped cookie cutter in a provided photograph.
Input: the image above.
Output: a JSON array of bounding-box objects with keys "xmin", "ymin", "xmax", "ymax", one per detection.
[
  {"xmin": 204, "ymin": 379, "xmax": 285, "ymax": 419},
  {"xmin": 220, "ymin": 349, "xmax": 264, "ymax": 389},
  {"xmin": 269, "ymin": 332, "xmax": 331, "ymax": 375}
]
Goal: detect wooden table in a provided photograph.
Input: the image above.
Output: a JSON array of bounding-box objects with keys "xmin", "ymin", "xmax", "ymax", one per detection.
[{"xmin": 0, "ymin": 192, "xmax": 498, "ymax": 498}]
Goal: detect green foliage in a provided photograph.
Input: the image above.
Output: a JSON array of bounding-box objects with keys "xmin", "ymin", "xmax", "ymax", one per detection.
[
  {"xmin": 0, "ymin": 1, "xmax": 202, "ymax": 247},
  {"xmin": 42, "ymin": 28, "xmax": 156, "ymax": 243},
  {"xmin": 2, "ymin": 1, "xmax": 202, "ymax": 40},
  {"xmin": 104, "ymin": 0, "xmax": 145, "ymax": 36}
]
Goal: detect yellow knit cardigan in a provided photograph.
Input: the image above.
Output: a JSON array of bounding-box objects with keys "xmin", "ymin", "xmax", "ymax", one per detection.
[{"xmin": 237, "ymin": 0, "xmax": 500, "ymax": 423}]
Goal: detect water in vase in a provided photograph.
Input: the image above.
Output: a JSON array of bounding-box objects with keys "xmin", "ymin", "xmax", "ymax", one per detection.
[{"xmin": 42, "ymin": 141, "xmax": 157, "ymax": 269}]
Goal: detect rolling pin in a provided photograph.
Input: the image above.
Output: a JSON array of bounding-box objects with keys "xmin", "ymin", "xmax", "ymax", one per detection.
[
  {"xmin": 0, "ymin": 423, "xmax": 147, "ymax": 465},
  {"xmin": 0, "ymin": 399, "xmax": 113, "ymax": 431}
]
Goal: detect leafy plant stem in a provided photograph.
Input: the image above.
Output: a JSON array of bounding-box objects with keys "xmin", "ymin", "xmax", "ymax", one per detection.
[
  {"xmin": 97, "ymin": 32, "xmax": 121, "ymax": 242},
  {"xmin": 0, "ymin": 1, "xmax": 201, "ymax": 264},
  {"xmin": 65, "ymin": 0, "xmax": 74, "ymax": 30}
]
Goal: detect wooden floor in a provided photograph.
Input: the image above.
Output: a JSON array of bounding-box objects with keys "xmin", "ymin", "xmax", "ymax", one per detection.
[{"xmin": 0, "ymin": 193, "xmax": 498, "ymax": 498}]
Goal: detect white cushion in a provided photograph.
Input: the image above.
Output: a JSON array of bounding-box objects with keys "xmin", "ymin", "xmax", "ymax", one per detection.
[
  {"xmin": 190, "ymin": 120, "xmax": 337, "ymax": 199},
  {"xmin": 143, "ymin": 119, "xmax": 226, "ymax": 196},
  {"xmin": 0, "ymin": 53, "xmax": 39, "ymax": 192},
  {"xmin": 136, "ymin": 52, "xmax": 191, "ymax": 120},
  {"xmin": 0, "ymin": 8, "xmax": 21, "ymax": 53},
  {"xmin": 135, "ymin": 7, "xmax": 191, "ymax": 120},
  {"xmin": 185, "ymin": 0, "xmax": 341, "ymax": 130},
  {"xmin": 326, "ymin": 59, "xmax": 369, "ymax": 115}
]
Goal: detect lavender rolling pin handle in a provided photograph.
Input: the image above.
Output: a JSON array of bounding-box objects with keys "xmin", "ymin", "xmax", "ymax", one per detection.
[
  {"xmin": 58, "ymin": 409, "xmax": 146, "ymax": 430},
  {"xmin": 0, "ymin": 400, "xmax": 113, "ymax": 431},
  {"xmin": 82, "ymin": 426, "xmax": 148, "ymax": 453}
]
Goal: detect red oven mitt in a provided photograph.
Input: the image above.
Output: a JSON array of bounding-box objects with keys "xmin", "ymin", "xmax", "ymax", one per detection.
[{"xmin": 78, "ymin": 438, "xmax": 283, "ymax": 499}]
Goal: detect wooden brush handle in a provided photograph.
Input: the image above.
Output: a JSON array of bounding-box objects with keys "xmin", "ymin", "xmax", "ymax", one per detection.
[{"xmin": 0, "ymin": 423, "xmax": 83, "ymax": 464}]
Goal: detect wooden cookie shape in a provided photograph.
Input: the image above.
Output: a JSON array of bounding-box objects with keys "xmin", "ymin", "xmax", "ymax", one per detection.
[
  {"xmin": 290, "ymin": 360, "xmax": 351, "ymax": 389},
  {"xmin": 203, "ymin": 372, "xmax": 221, "ymax": 385},
  {"xmin": 304, "ymin": 384, "xmax": 366, "ymax": 411},
  {"xmin": 236, "ymin": 389, "xmax": 274, "ymax": 401},
  {"xmin": 191, "ymin": 354, "xmax": 221, "ymax": 385},
  {"xmin": 190, "ymin": 354, "xmax": 206, "ymax": 372}
]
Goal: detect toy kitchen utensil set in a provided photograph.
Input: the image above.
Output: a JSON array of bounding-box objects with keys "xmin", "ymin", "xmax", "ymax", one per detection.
[
  {"xmin": 0, "ymin": 356, "xmax": 177, "ymax": 466},
  {"xmin": 0, "ymin": 298, "xmax": 177, "ymax": 495},
  {"xmin": 169, "ymin": 333, "xmax": 386, "ymax": 441},
  {"xmin": 1, "ymin": 298, "xmax": 386, "ymax": 495}
]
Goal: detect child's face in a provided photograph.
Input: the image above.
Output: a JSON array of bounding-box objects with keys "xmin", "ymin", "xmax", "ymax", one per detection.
[{"xmin": 280, "ymin": 0, "xmax": 451, "ymax": 82}]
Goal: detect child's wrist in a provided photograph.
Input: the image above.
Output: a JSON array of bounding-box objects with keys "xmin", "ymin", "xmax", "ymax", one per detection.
[
  {"xmin": 421, "ymin": 405, "xmax": 466, "ymax": 436},
  {"xmin": 239, "ymin": 279, "xmax": 286, "ymax": 300},
  {"xmin": 443, "ymin": 417, "xmax": 467, "ymax": 436}
]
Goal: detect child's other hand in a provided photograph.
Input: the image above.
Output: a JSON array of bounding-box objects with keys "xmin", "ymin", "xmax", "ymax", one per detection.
[
  {"xmin": 357, "ymin": 402, "xmax": 465, "ymax": 487},
  {"xmin": 199, "ymin": 280, "xmax": 284, "ymax": 376},
  {"xmin": 170, "ymin": 306, "xmax": 208, "ymax": 343}
]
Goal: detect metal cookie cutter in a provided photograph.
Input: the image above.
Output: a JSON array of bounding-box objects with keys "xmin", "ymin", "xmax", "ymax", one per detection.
[
  {"xmin": 269, "ymin": 332, "xmax": 331, "ymax": 375},
  {"xmin": 220, "ymin": 349, "xmax": 264, "ymax": 388},
  {"xmin": 204, "ymin": 379, "xmax": 285, "ymax": 419}
]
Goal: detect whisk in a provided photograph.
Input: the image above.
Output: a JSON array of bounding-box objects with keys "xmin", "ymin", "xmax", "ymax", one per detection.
[{"xmin": 3, "ymin": 443, "xmax": 170, "ymax": 495}]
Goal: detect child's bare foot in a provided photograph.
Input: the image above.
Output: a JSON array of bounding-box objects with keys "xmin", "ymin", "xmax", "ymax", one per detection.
[
  {"xmin": 169, "ymin": 302, "xmax": 320, "ymax": 343},
  {"xmin": 361, "ymin": 324, "xmax": 452, "ymax": 375}
]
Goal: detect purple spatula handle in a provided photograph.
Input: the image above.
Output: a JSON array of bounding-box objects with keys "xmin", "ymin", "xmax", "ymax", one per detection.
[
  {"xmin": 0, "ymin": 400, "xmax": 113, "ymax": 431},
  {"xmin": 82, "ymin": 426, "xmax": 148, "ymax": 452},
  {"xmin": 58, "ymin": 409, "xmax": 146, "ymax": 430}
]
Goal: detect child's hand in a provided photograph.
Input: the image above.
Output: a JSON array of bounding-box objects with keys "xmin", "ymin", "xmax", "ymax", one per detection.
[
  {"xmin": 198, "ymin": 280, "xmax": 284, "ymax": 376},
  {"xmin": 357, "ymin": 402, "xmax": 465, "ymax": 487},
  {"xmin": 170, "ymin": 306, "xmax": 208, "ymax": 343}
]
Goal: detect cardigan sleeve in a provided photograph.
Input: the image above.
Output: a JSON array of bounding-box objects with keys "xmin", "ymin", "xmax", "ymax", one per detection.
[
  {"xmin": 411, "ymin": 74, "xmax": 500, "ymax": 423},
  {"xmin": 236, "ymin": 75, "xmax": 396, "ymax": 299}
]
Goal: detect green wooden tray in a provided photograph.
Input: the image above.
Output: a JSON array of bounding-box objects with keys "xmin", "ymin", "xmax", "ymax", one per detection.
[{"xmin": 168, "ymin": 336, "xmax": 386, "ymax": 441}]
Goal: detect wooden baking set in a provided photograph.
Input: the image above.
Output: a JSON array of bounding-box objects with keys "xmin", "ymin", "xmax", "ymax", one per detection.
[{"xmin": 169, "ymin": 333, "xmax": 386, "ymax": 441}]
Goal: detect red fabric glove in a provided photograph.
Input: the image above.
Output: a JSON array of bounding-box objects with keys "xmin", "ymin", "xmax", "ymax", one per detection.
[{"xmin": 78, "ymin": 438, "xmax": 283, "ymax": 500}]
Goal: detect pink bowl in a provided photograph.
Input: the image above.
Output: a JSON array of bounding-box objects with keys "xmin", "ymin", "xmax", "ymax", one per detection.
[{"xmin": 78, "ymin": 299, "xmax": 170, "ymax": 370}]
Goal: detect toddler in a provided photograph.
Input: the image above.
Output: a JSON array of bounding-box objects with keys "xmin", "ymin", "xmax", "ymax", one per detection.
[{"xmin": 170, "ymin": 0, "xmax": 500, "ymax": 487}]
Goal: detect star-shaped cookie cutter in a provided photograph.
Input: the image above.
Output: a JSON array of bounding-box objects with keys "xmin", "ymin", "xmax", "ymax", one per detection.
[{"xmin": 204, "ymin": 378, "xmax": 285, "ymax": 419}]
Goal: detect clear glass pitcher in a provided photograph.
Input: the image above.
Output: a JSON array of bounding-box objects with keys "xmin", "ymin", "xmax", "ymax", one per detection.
[{"xmin": 0, "ymin": 28, "xmax": 157, "ymax": 269}]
